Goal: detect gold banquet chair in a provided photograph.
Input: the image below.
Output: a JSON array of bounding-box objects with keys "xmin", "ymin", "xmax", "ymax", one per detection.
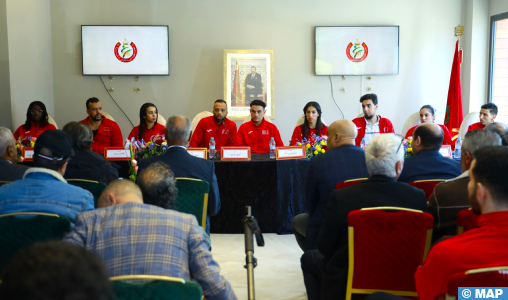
[
  {"xmin": 110, "ymin": 275, "xmax": 203, "ymax": 300},
  {"xmin": 66, "ymin": 179, "xmax": 107, "ymax": 208},
  {"xmin": 458, "ymin": 111, "xmax": 479, "ymax": 140},
  {"xmin": 48, "ymin": 113, "xmax": 58, "ymax": 129},
  {"xmin": 174, "ymin": 178, "xmax": 209, "ymax": 229}
]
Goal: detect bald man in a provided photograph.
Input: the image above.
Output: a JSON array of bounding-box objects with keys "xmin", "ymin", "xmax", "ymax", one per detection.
[
  {"xmin": 291, "ymin": 120, "xmax": 369, "ymax": 251},
  {"xmin": 397, "ymin": 123, "xmax": 461, "ymax": 183},
  {"xmin": 65, "ymin": 179, "xmax": 237, "ymax": 300}
]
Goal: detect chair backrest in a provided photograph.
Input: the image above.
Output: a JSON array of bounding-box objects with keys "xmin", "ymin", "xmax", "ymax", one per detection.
[
  {"xmin": 103, "ymin": 111, "xmax": 115, "ymax": 122},
  {"xmin": 0, "ymin": 212, "xmax": 71, "ymax": 274},
  {"xmin": 67, "ymin": 179, "xmax": 107, "ymax": 208},
  {"xmin": 335, "ymin": 178, "xmax": 368, "ymax": 190},
  {"xmin": 48, "ymin": 113, "xmax": 58, "ymax": 129},
  {"xmin": 243, "ymin": 115, "xmax": 272, "ymax": 124},
  {"xmin": 456, "ymin": 208, "xmax": 480, "ymax": 235},
  {"xmin": 110, "ymin": 275, "xmax": 202, "ymax": 300},
  {"xmin": 401, "ymin": 112, "xmax": 420, "ymax": 137},
  {"xmin": 191, "ymin": 111, "xmax": 213, "ymax": 133},
  {"xmin": 446, "ymin": 267, "xmax": 508, "ymax": 300},
  {"xmin": 346, "ymin": 207, "xmax": 433, "ymax": 300},
  {"xmin": 458, "ymin": 111, "xmax": 479, "ymax": 140},
  {"xmin": 408, "ymin": 179, "xmax": 446, "ymax": 201},
  {"xmin": 174, "ymin": 178, "xmax": 210, "ymax": 229},
  {"xmin": 294, "ymin": 114, "xmax": 328, "ymax": 128},
  {"xmin": 136, "ymin": 113, "xmax": 167, "ymax": 127}
]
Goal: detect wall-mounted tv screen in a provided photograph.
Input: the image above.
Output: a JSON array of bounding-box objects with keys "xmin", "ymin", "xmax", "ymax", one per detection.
[
  {"xmin": 82, "ymin": 25, "xmax": 169, "ymax": 76},
  {"xmin": 315, "ymin": 26, "xmax": 399, "ymax": 76}
]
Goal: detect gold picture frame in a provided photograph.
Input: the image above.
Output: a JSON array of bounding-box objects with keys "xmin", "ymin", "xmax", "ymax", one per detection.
[{"xmin": 223, "ymin": 50, "xmax": 274, "ymax": 121}]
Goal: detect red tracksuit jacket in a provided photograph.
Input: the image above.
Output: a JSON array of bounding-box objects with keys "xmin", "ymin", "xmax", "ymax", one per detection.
[
  {"xmin": 189, "ymin": 116, "xmax": 238, "ymax": 150},
  {"xmin": 13, "ymin": 121, "xmax": 57, "ymax": 143},
  {"xmin": 237, "ymin": 119, "xmax": 284, "ymax": 153},
  {"xmin": 80, "ymin": 117, "xmax": 123, "ymax": 155},
  {"xmin": 128, "ymin": 123, "xmax": 166, "ymax": 143},
  {"xmin": 467, "ymin": 122, "xmax": 485, "ymax": 132},
  {"xmin": 352, "ymin": 115, "xmax": 395, "ymax": 146}
]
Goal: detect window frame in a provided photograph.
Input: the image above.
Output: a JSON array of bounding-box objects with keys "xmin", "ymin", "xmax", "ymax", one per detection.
[{"xmin": 487, "ymin": 12, "xmax": 508, "ymax": 104}]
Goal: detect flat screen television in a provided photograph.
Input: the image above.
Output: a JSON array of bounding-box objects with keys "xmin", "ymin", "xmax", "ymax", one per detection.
[
  {"xmin": 82, "ymin": 25, "xmax": 169, "ymax": 76},
  {"xmin": 315, "ymin": 26, "xmax": 399, "ymax": 76}
]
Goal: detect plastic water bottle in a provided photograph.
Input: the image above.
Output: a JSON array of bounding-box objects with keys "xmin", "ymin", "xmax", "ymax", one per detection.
[
  {"xmin": 269, "ymin": 137, "xmax": 276, "ymax": 159},
  {"xmin": 454, "ymin": 137, "xmax": 462, "ymax": 159},
  {"xmin": 360, "ymin": 138, "xmax": 366, "ymax": 150},
  {"xmin": 209, "ymin": 137, "xmax": 216, "ymax": 159}
]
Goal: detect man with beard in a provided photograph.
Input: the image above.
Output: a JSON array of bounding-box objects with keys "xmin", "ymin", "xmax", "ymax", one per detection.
[
  {"xmin": 415, "ymin": 146, "xmax": 508, "ymax": 300},
  {"xmin": 189, "ymin": 99, "xmax": 238, "ymax": 152},
  {"xmin": 79, "ymin": 97, "xmax": 123, "ymax": 155},
  {"xmin": 352, "ymin": 94, "xmax": 395, "ymax": 147}
]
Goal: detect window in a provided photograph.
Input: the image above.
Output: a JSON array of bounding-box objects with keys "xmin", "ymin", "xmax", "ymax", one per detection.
[{"xmin": 489, "ymin": 13, "xmax": 508, "ymax": 124}]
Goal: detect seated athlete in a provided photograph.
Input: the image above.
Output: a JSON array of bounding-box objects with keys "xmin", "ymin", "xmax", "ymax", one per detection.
[
  {"xmin": 13, "ymin": 101, "xmax": 56, "ymax": 145},
  {"xmin": 352, "ymin": 93, "xmax": 395, "ymax": 147},
  {"xmin": 290, "ymin": 101, "xmax": 328, "ymax": 146},
  {"xmin": 405, "ymin": 105, "xmax": 454, "ymax": 149},
  {"xmin": 128, "ymin": 102, "xmax": 165, "ymax": 143},
  {"xmin": 467, "ymin": 103, "xmax": 497, "ymax": 132}
]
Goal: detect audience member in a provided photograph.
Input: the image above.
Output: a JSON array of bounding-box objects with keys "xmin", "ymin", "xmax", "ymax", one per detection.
[
  {"xmin": 13, "ymin": 101, "xmax": 56, "ymax": 144},
  {"xmin": 128, "ymin": 102, "xmax": 166, "ymax": 143},
  {"xmin": 189, "ymin": 99, "xmax": 238, "ymax": 150},
  {"xmin": 291, "ymin": 120, "xmax": 368, "ymax": 251},
  {"xmin": 428, "ymin": 130, "xmax": 501, "ymax": 241},
  {"xmin": 352, "ymin": 93, "xmax": 395, "ymax": 147},
  {"xmin": 0, "ymin": 127, "xmax": 29, "ymax": 181},
  {"xmin": 138, "ymin": 116, "xmax": 220, "ymax": 235},
  {"xmin": 484, "ymin": 121, "xmax": 508, "ymax": 146},
  {"xmin": 237, "ymin": 99, "xmax": 284, "ymax": 153},
  {"xmin": 0, "ymin": 130, "xmax": 94, "ymax": 223},
  {"xmin": 80, "ymin": 97, "xmax": 123, "ymax": 154},
  {"xmin": 398, "ymin": 123, "xmax": 461, "ymax": 182},
  {"xmin": 415, "ymin": 146, "xmax": 508, "ymax": 300},
  {"xmin": 65, "ymin": 179, "xmax": 237, "ymax": 300},
  {"xmin": 404, "ymin": 105, "xmax": 454, "ymax": 149},
  {"xmin": 62, "ymin": 122, "xmax": 119, "ymax": 183},
  {"xmin": 0, "ymin": 241, "xmax": 114, "ymax": 300},
  {"xmin": 467, "ymin": 103, "xmax": 498, "ymax": 131},
  {"xmin": 301, "ymin": 134, "xmax": 427, "ymax": 300},
  {"xmin": 290, "ymin": 101, "xmax": 328, "ymax": 146}
]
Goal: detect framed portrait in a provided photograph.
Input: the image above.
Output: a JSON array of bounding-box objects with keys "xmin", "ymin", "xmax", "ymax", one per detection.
[{"xmin": 223, "ymin": 50, "xmax": 274, "ymax": 121}]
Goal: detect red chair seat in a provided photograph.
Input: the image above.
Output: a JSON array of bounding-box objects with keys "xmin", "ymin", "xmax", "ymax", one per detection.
[
  {"xmin": 335, "ymin": 178, "xmax": 368, "ymax": 189},
  {"xmin": 408, "ymin": 179, "xmax": 445, "ymax": 201},
  {"xmin": 445, "ymin": 267, "xmax": 508, "ymax": 299}
]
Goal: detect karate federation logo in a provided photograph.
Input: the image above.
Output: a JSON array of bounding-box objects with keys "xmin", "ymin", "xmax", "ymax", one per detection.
[
  {"xmin": 346, "ymin": 39, "xmax": 368, "ymax": 63},
  {"xmin": 114, "ymin": 39, "xmax": 137, "ymax": 63}
]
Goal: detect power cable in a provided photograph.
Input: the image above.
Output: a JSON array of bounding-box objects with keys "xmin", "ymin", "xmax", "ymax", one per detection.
[
  {"xmin": 328, "ymin": 76, "xmax": 344, "ymax": 119},
  {"xmin": 98, "ymin": 76, "xmax": 134, "ymax": 127}
]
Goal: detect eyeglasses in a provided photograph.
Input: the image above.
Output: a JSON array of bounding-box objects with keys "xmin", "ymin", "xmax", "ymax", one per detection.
[
  {"xmin": 30, "ymin": 109, "xmax": 43, "ymax": 114},
  {"xmin": 395, "ymin": 134, "xmax": 404, "ymax": 154}
]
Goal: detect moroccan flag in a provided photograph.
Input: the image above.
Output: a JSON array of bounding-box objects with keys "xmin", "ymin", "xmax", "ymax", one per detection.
[
  {"xmin": 232, "ymin": 61, "xmax": 240, "ymax": 105},
  {"xmin": 444, "ymin": 40, "xmax": 463, "ymax": 141}
]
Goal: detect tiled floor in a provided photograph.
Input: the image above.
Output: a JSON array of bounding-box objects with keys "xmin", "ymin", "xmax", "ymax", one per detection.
[{"xmin": 211, "ymin": 234, "xmax": 307, "ymax": 300}]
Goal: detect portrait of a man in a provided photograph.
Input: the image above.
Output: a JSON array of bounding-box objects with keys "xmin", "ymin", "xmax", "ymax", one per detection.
[{"xmin": 244, "ymin": 66, "xmax": 263, "ymax": 105}]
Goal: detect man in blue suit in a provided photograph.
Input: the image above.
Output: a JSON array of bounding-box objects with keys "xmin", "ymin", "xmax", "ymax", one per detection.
[
  {"xmin": 138, "ymin": 116, "xmax": 220, "ymax": 235},
  {"xmin": 291, "ymin": 120, "xmax": 369, "ymax": 251},
  {"xmin": 398, "ymin": 123, "xmax": 461, "ymax": 183}
]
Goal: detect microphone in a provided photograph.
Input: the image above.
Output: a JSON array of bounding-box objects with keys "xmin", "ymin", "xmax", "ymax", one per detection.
[{"xmin": 223, "ymin": 122, "xmax": 235, "ymax": 146}]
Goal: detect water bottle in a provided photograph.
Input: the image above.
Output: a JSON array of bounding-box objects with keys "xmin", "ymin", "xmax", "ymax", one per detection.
[
  {"xmin": 454, "ymin": 137, "xmax": 462, "ymax": 159},
  {"xmin": 269, "ymin": 137, "xmax": 276, "ymax": 159},
  {"xmin": 209, "ymin": 137, "xmax": 216, "ymax": 159},
  {"xmin": 360, "ymin": 138, "xmax": 366, "ymax": 150}
]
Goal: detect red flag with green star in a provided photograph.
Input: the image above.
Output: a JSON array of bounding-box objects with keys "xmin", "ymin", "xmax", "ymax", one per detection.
[{"xmin": 444, "ymin": 40, "xmax": 463, "ymax": 141}]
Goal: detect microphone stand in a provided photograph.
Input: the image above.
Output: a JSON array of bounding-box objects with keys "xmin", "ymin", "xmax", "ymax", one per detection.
[
  {"xmin": 243, "ymin": 206, "xmax": 264, "ymax": 300},
  {"xmin": 223, "ymin": 122, "xmax": 235, "ymax": 146}
]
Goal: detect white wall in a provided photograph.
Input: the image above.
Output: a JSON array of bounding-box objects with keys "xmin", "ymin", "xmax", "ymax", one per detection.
[
  {"xmin": 47, "ymin": 0, "xmax": 468, "ymax": 143},
  {"xmin": 490, "ymin": 0, "xmax": 508, "ymax": 16},
  {"xmin": 0, "ymin": 0, "xmax": 12, "ymax": 129},
  {"xmin": 6, "ymin": 0, "xmax": 55, "ymax": 129}
]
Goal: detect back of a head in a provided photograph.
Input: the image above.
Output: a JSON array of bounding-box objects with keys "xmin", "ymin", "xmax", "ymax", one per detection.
[
  {"xmin": 136, "ymin": 161, "xmax": 178, "ymax": 209},
  {"xmin": 0, "ymin": 127, "xmax": 15, "ymax": 157},
  {"xmin": 484, "ymin": 122, "xmax": 508, "ymax": 146},
  {"xmin": 33, "ymin": 130, "xmax": 73, "ymax": 172},
  {"xmin": 99, "ymin": 179, "xmax": 143, "ymax": 206},
  {"xmin": 62, "ymin": 121, "xmax": 94, "ymax": 149},
  {"xmin": 463, "ymin": 129, "xmax": 502, "ymax": 158},
  {"xmin": 413, "ymin": 124, "xmax": 443, "ymax": 149},
  {"xmin": 365, "ymin": 133, "xmax": 403, "ymax": 178},
  {"xmin": 0, "ymin": 241, "xmax": 114, "ymax": 300},
  {"xmin": 165, "ymin": 115, "xmax": 191, "ymax": 141},
  {"xmin": 472, "ymin": 146, "xmax": 508, "ymax": 205}
]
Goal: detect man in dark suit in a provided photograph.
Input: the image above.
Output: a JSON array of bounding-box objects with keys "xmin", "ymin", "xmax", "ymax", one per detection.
[
  {"xmin": 0, "ymin": 127, "xmax": 29, "ymax": 182},
  {"xmin": 291, "ymin": 120, "xmax": 369, "ymax": 251},
  {"xmin": 301, "ymin": 133, "xmax": 428, "ymax": 300},
  {"xmin": 138, "ymin": 116, "xmax": 220, "ymax": 235},
  {"xmin": 398, "ymin": 123, "xmax": 461, "ymax": 183},
  {"xmin": 428, "ymin": 129, "xmax": 501, "ymax": 241},
  {"xmin": 244, "ymin": 66, "xmax": 262, "ymax": 104}
]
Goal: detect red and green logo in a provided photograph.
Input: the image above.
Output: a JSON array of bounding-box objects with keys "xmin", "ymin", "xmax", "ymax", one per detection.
[
  {"xmin": 346, "ymin": 39, "xmax": 368, "ymax": 63},
  {"xmin": 114, "ymin": 39, "xmax": 137, "ymax": 63}
]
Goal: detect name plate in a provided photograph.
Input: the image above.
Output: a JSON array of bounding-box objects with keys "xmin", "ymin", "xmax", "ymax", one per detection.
[
  {"xmin": 276, "ymin": 146, "xmax": 306, "ymax": 160},
  {"xmin": 440, "ymin": 145, "xmax": 452, "ymax": 159},
  {"xmin": 221, "ymin": 147, "xmax": 251, "ymax": 161},
  {"xmin": 187, "ymin": 148, "xmax": 208, "ymax": 159},
  {"xmin": 104, "ymin": 147, "xmax": 132, "ymax": 161},
  {"xmin": 22, "ymin": 147, "xmax": 34, "ymax": 161}
]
